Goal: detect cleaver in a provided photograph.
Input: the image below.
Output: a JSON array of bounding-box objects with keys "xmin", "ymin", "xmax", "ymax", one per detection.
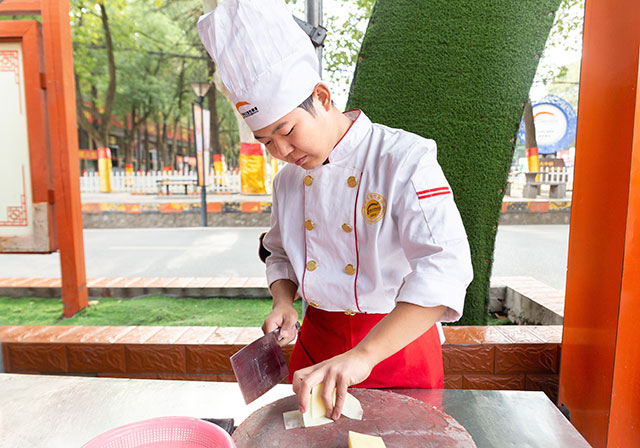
[{"xmin": 231, "ymin": 322, "xmax": 300, "ymax": 404}]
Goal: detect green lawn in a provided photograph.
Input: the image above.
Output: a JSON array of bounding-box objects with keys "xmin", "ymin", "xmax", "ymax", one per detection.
[{"xmin": 0, "ymin": 296, "xmax": 303, "ymax": 327}]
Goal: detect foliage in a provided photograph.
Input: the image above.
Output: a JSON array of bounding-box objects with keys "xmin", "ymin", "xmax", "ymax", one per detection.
[
  {"xmin": 347, "ymin": 0, "xmax": 561, "ymax": 325},
  {"xmin": 70, "ymin": 0, "xmax": 239, "ymax": 167},
  {"xmin": 535, "ymin": 0, "xmax": 585, "ymax": 86},
  {"xmin": 322, "ymin": 0, "xmax": 375, "ymax": 108},
  {"xmin": 0, "ymin": 296, "xmax": 303, "ymax": 327},
  {"xmin": 68, "ymin": 0, "xmax": 378, "ymax": 165},
  {"xmin": 278, "ymin": 0, "xmax": 375, "ymax": 109}
]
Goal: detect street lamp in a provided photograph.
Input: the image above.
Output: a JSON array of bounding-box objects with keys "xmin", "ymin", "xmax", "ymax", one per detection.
[
  {"xmin": 191, "ymin": 81, "xmax": 212, "ymax": 227},
  {"xmin": 191, "ymin": 81, "xmax": 211, "ymax": 99}
]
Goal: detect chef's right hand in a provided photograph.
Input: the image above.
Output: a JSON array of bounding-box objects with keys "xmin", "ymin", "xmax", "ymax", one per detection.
[
  {"xmin": 262, "ymin": 279, "xmax": 300, "ymax": 347},
  {"xmin": 262, "ymin": 304, "xmax": 299, "ymax": 346}
]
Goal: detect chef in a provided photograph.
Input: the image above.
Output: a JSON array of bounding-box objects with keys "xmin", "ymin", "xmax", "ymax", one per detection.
[{"xmin": 197, "ymin": 0, "xmax": 473, "ymax": 421}]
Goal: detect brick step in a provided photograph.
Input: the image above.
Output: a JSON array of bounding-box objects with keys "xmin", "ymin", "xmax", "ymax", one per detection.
[
  {"xmin": 0, "ymin": 277, "xmax": 269, "ymax": 298},
  {"xmin": 0, "ymin": 324, "xmax": 562, "ymax": 402}
]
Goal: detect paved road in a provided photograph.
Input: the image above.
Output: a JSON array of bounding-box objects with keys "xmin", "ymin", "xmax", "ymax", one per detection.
[
  {"xmin": 492, "ymin": 225, "xmax": 569, "ymax": 291},
  {"xmin": 0, "ymin": 225, "xmax": 570, "ymax": 291}
]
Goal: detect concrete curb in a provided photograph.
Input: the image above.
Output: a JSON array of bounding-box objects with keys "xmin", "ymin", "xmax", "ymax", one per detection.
[
  {"xmin": 81, "ymin": 200, "xmax": 571, "ymax": 228},
  {"xmin": 499, "ymin": 200, "xmax": 571, "ymax": 225},
  {"xmin": 0, "ymin": 286, "xmax": 270, "ymax": 299}
]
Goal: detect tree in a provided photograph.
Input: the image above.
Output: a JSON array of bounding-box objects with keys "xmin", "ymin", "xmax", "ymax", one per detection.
[
  {"xmin": 72, "ymin": 0, "xmax": 119, "ymax": 149},
  {"xmin": 535, "ymin": 0, "xmax": 585, "ymax": 86},
  {"xmin": 347, "ymin": 0, "xmax": 562, "ymax": 325},
  {"xmin": 69, "ymin": 0, "xmax": 382, "ymax": 170}
]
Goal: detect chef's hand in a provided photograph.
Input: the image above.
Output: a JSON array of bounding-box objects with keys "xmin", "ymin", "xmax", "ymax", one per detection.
[
  {"xmin": 292, "ymin": 349, "xmax": 374, "ymax": 421},
  {"xmin": 262, "ymin": 279, "xmax": 299, "ymax": 347}
]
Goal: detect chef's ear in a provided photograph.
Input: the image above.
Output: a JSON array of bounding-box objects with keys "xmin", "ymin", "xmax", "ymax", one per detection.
[
  {"xmin": 258, "ymin": 232, "xmax": 271, "ymax": 264},
  {"xmin": 312, "ymin": 83, "xmax": 332, "ymax": 112}
]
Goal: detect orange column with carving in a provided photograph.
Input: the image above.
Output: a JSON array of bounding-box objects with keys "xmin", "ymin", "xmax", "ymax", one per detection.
[
  {"xmin": 41, "ymin": 0, "xmax": 88, "ymax": 317},
  {"xmin": 558, "ymin": 0, "xmax": 640, "ymax": 446}
]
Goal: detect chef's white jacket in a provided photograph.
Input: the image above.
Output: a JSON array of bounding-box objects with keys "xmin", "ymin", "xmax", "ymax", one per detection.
[{"xmin": 263, "ymin": 110, "xmax": 473, "ymax": 323}]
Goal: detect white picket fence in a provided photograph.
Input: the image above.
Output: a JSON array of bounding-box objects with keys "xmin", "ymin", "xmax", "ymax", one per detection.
[
  {"xmin": 538, "ymin": 166, "xmax": 572, "ymax": 184},
  {"xmin": 510, "ymin": 166, "xmax": 574, "ymax": 191},
  {"xmin": 80, "ymin": 170, "xmax": 245, "ymax": 194}
]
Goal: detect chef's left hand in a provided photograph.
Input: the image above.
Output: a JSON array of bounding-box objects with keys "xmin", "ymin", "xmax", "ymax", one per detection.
[{"xmin": 292, "ymin": 348, "xmax": 374, "ymax": 421}]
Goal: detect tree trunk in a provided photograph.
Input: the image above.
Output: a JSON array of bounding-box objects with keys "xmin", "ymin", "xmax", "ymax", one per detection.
[
  {"xmin": 75, "ymin": 73, "xmax": 103, "ymax": 148},
  {"xmin": 123, "ymin": 105, "xmax": 136, "ymax": 165},
  {"xmin": 187, "ymin": 117, "xmax": 192, "ymax": 172},
  {"xmin": 135, "ymin": 128, "xmax": 141, "ymax": 170},
  {"xmin": 157, "ymin": 116, "xmax": 170, "ymax": 169},
  {"xmin": 523, "ymin": 99, "xmax": 538, "ymax": 150},
  {"xmin": 171, "ymin": 119, "xmax": 180, "ymax": 168},
  {"xmin": 208, "ymin": 59, "xmax": 223, "ymax": 155},
  {"xmin": 144, "ymin": 121, "xmax": 150, "ymax": 172},
  {"xmin": 171, "ymin": 60, "xmax": 186, "ymax": 169},
  {"xmin": 97, "ymin": 2, "xmax": 117, "ymax": 145}
]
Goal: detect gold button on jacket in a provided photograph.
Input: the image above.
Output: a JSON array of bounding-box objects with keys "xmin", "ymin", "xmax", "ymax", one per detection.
[
  {"xmin": 347, "ymin": 176, "xmax": 358, "ymax": 187},
  {"xmin": 305, "ymin": 220, "xmax": 314, "ymax": 231},
  {"xmin": 304, "ymin": 175, "xmax": 313, "ymax": 186},
  {"xmin": 345, "ymin": 264, "xmax": 356, "ymax": 275},
  {"xmin": 344, "ymin": 310, "xmax": 356, "ymax": 316},
  {"xmin": 306, "ymin": 260, "xmax": 317, "ymax": 271},
  {"xmin": 342, "ymin": 223, "xmax": 353, "ymax": 233},
  {"xmin": 308, "ymin": 300, "xmax": 319, "ymax": 308}
]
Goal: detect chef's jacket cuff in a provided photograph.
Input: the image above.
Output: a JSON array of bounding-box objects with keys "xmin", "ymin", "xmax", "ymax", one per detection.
[
  {"xmin": 395, "ymin": 274, "xmax": 466, "ymax": 322},
  {"xmin": 266, "ymin": 262, "xmax": 299, "ymax": 289}
]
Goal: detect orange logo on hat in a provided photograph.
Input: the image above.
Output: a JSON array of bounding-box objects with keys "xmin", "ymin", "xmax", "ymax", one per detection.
[
  {"xmin": 235, "ymin": 101, "xmax": 259, "ymax": 119},
  {"xmin": 235, "ymin": 101, "xmax": 251, "ymax": 112}
]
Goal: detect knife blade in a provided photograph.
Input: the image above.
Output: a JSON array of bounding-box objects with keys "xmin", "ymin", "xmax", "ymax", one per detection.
[{"xmin": 231, "ymin": 322, "xmax": 300, "ymax": 404}]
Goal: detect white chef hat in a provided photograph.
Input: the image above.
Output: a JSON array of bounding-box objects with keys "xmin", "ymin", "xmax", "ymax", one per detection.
[{"xmin": 197, "ymin": 0, "xmax": 321, "ymax": 131}]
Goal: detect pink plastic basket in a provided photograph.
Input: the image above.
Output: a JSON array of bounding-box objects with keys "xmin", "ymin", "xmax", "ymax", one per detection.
[{"xmin": 80, "ymin": 416, "xmax": 236, "ymax": 448}]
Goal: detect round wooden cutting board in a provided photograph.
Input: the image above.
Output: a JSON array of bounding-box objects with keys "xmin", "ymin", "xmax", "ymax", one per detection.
[{"xmin": 233, "ymin": 389, "xmax": 477, "ymax": 447}]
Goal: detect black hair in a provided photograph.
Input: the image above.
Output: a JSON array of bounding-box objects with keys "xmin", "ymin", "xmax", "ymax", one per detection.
[
  {"xmin": 297, "ymin": 94, "xmax": 317, "ymax": 116},
  {"xmin": 297, "ymin": 94, "xmax": 335, "ymax": 116}
]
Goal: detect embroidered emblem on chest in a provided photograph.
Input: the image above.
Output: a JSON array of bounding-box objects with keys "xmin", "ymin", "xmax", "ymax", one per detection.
[{"xmin": 362, "ymin": 192, "xmax": 386, "ymax": 224}]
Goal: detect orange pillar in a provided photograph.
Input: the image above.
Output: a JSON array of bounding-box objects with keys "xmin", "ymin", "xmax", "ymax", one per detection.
[
  {"xmin": 97, "ymin": 147, "xmax": 112, "ymax": 193},
  {"xmin": 42, "ymin": 0, "xmax": 89, "ymax": 317},
  {"xmin": 607, "ymin": 52, "xmax": 640, "ymax": 448},
  {"xmin": 558, "ymin": 0, "xmax": 640, "ymax": 446}
]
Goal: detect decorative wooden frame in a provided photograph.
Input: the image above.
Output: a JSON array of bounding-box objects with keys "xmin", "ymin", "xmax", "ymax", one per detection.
[
  {"xmin": 0, "ymin": 1, "xmax": 41, "ymax": 16},
  {"xmin": 0, "ymin": 0, "xmax": 88, "ymax": 316},
  {"xmin": 0, "ymin": 19, "xmax": 55, "ymax": 252}
]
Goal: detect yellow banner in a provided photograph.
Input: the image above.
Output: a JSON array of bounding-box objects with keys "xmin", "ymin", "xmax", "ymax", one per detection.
[{"xmin": 240, "ymin": 154, "xmax": 266, "ymax": 194}]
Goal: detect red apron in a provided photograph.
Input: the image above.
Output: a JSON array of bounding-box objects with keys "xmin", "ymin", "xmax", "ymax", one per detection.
[{"xmin": 287, "ymin": 306, "xmax": 444, "ymax": 389}]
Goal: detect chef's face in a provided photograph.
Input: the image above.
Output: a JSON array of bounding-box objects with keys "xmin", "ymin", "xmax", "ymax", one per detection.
[{"xmin": 253, "ymin": 84, "xmax": 334, "ymax": 170}]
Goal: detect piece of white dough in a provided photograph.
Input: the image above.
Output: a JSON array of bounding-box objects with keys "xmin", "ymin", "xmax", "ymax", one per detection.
[
  {"xmin": 282, "ymin": 410, "xmax": 304, "ymax": 430},
  {"xmin": 342, "ymin": 391, "xmax": 364, "ymax": 420},
  {"xmin": 348, "ymin": 430, "xmax": 387, "ymax": 447},
  {"xmin": 302, "ymin": 411, "xmax": 334, "ymax": 427},
  {"xmin": 282, "ymin": 384, "xmax": 364, "ymax": 430},
  {"xmin": 310, "ymin": 383, "xmax": 329, "ymax": 419}
]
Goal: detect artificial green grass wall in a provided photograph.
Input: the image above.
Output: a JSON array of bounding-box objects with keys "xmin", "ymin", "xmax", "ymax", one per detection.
[{"xmin": 347, "ymin": 0, "xmax": 561, "ymax": 324}]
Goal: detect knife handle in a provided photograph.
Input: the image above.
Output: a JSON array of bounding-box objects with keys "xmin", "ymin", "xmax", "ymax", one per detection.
[{"xmin": 274, "ymin": 321, "xmax": 301, "ymax": 341}]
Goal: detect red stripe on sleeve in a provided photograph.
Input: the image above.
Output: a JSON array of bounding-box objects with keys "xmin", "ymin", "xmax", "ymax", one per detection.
[
  {"xmin": 415, "ymin": 186, "xmax": 450, "ymax": 196},
  {"xmin": 417, "ymin": 189, "xmax": 451, "ymax": 200}
]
